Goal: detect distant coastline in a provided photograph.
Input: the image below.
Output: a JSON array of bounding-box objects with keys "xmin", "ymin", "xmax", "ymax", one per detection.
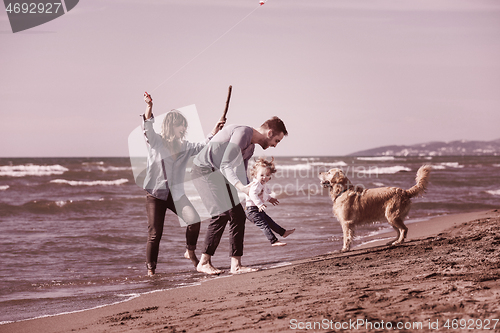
[{"xmin": 349, "ymin": 138, "xmax": 500, "ymax": 156}]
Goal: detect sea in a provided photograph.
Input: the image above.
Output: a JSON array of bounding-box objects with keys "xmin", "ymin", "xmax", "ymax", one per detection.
[{"xmin": 1, "ymin": 155, "xmax": 499, "ymax": 324}]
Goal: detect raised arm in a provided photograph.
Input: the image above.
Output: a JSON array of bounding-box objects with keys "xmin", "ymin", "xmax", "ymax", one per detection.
[
  {"xmin": 142, "ymin": 92, "xmax": 162, "ymax": 147},
  {"xmin": 144, "ymin": 92, "xmax": 153, "ymax": 120},
  {"xmin": 211, "ymin": 119, "xmax": 226, "ymax": 137}
]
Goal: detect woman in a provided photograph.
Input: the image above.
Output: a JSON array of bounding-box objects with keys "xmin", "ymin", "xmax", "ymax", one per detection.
[{"xmin": 142, "ymin": 92, "xmax": 224, "ymax": 276}]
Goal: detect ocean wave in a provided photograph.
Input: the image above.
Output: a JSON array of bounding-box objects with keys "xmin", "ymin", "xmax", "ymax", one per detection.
[
  {"xmin": 357, "ymin": 156, "xmax": 395, "ymax": 161},
  {"xmin": 493, "ymin": 164, "xmax": 500, "ymax": 168},
  {"xmin": 357, "ymin": 166, "xmax": 411, "ymax": 175},
  {"xmin": 486, "ymin": 189, "xmax": 500, "ymax": 196},
  {"xmin": 445, "ymin": 162, "xmax": 464, "ymax": 168},
  {"xmin": 82, "ymin": 161, "xmax": 105, "ymax": 165},
  {"xmin": 0, "ymin": 185, "xmax": 9, "ymax": 190},
  {"xmin": 80, "ymin": 161, "xmax": 131, "ymax": 172},
  {"xmin": 277, "ymin": 161, "xmax": 347, "ymax": 171},
  {"xmin": 0, "ymin": 197, "xmax": 139, "ymax": 216},
  {"xmin": 50, "ymin": 179, "xmax": 129, "ymax": 186},
  {"xmin": 0, "ymin": 164, "xmax": 68, "ymax": 177},
  {"xmin": 0, "ymin": 200, "xmax": 74, "ymax": 215},
  {"xmin": 55, "ymin": 200, "xmax": 74, "ymax": 207},
  {"xmin": 292, "ymin": 157, "xmax": 320, "ymax": 162},
  {"xmin": 97, "ymin": 166, "xmax": 132, "ymax": 172},
  {"xmin": 431, "ymin": 162, "xmax": 464, "ymax": 170},
  {"xmin": 310, "ymin": 161, "xmax": 348, "ymax": 167}
]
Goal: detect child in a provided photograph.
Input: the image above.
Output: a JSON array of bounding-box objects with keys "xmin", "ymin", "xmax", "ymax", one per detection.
[{"xmin": 245, "ymin": 157, "xmax": 295, "ymax": 246}]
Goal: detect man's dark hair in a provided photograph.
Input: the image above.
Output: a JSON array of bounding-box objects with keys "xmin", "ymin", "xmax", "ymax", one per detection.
[{"xmin": 261, "ymin": 116, "xmax": 288, "ymax": 136}]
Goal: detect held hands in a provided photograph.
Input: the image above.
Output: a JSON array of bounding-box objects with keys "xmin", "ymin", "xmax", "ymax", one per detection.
[{"xmin": 235, "ymin": 182, "xmax": 251, "ymax": 196}]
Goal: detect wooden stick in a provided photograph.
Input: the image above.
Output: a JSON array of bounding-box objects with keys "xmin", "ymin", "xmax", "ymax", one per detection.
[{"xmin": 221, "ymin": 85, "xmax": 232, "ymax": 121}]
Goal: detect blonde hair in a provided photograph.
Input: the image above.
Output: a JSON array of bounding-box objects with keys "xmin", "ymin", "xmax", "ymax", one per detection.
[
  {"xmin": 161, "ymin": 110, "xmax": 188, "ymax": 152},
  {"xmin": 250, "ymin": 157, "xmax": 277, "ymax": 179}
]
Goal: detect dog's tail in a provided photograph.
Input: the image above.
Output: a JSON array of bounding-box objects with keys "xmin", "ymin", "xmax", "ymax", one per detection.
[{"xmin": 405, "ymin": 165, "xmax": 431, "ymax": 198}]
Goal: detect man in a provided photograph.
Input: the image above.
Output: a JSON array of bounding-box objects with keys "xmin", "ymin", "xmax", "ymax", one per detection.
[{"xmin": 192, "ymin": 116, "xmax": 288, "ymax": 275}]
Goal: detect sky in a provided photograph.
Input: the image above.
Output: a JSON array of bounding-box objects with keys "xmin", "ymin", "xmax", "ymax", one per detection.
[{"xmin": 1, "ymin": 0, "xmax": 499, "ymax": 157}]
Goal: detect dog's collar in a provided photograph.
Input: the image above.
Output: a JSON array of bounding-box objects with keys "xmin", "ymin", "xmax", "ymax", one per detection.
[{"xmin": 335, "ymin": 187, "xmax": 348, "ymax": 200}]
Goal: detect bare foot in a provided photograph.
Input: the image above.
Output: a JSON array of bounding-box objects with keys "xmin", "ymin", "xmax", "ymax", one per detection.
[
  {"xmin": 197, "ymin": 262, "xmax": 224, "ymax": 275},
  {"xmin": 272, "ymin": 241, "xmax": 287, "ymax": 246},
  {"xmin": 147, "ymin": 269, "xmax": 155, "ymax": 277},
  {"xmin": 230, "ymin": 256, "xmax": 258, "ymax": 274},
  {"xmin": 184, "ymin": 249, "xmax": 199, "ymax": 267},
  {"xmin": 283, "ymin": 229, "xmax": 295, "ymax": 238},
  {"xmin": 230, "ymin": 266, "xmax": 258, "ymax": 274}
]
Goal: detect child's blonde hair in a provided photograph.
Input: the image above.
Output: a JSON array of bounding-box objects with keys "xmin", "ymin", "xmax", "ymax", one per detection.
[{"xmin": 250, "ymin": 157, "xmax": 277, "ymax": 178}]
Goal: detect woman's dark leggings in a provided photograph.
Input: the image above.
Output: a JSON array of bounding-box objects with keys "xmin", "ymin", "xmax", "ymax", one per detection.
[{"xmin": 145, "ymin": 194, "xmax": 200, "ymax": 270}]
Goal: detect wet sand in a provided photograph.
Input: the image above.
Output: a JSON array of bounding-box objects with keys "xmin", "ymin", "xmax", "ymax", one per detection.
[{"xmin": 2, "ymin": 209, "xmax": 500, "ymax": 333}]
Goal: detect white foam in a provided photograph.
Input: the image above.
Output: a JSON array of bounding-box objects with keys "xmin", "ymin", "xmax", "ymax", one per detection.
[
  {"xmin": 97, "ymin": 166, "xmax": 132, "ymax": 172},
  {"xmin": 277, "ymin": 163, "xmax": 310, "ymax": 171},
  {"xmin": 357, "ymin": 166, "xmax": 411, "ymax": 175},
  {"xmin": 0, "ymin": 164, "xmax": 69, "ymax": 177},
  {"xmin": 486, "ymin": 189, "xmax": 500, "ymax": 196},
  {"xmin": 292, "ymin": 157, "xmax": 320, "ymax": 162},
  {"xmin": 55, "ymin": 200, "xmax": 72, "ymax": 207},
  {"xmin": 2, "ymin": 292, "xmax": 142, "ymax": 325},
  {"xmin": 0, "ymin": 185, "xmax": 9, "ymax": 191},
  {"xmin": 277, "ymin": 161, "xmax": 347, "ymax": 171},
  {"xmin": 310, "ymin": 161, "xmax": 348, "ymax": 167},
  {"xmin": 357, "ymin": 156, "xmax": 395, "ymax": 161},
  {"xmin": 430, "ymin": 162, "xmax": 464, "ymax": 170},
  {"xmin": 50, "ymin": 179, "xmax": 129, "ymax": 186},
  {"xmin": 267, "ymin": 262, "xmax": 292, "ymax": 269},
  {"xmin": 82, "ymin": 161, "xmax": 104, "ymax": 165},
  {"xmin": 439, "ymin": 162, "xmax": 464, "ymax": 169},
  {"xmin": 355, "ymin": 236, "xmax": 394, "ymax": 248}
]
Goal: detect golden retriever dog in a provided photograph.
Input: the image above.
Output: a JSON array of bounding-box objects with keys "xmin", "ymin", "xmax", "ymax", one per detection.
[{"xmin": 319, "ymin": 165, "xmax": 431, "ymax": 252}]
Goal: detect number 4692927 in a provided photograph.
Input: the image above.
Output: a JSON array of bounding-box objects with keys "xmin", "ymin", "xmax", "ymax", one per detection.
[
  {"xmin": 444, "ymin": 318, "xmax": 498, "ymax": 330},
  {"xmin": 5, "ymin": 3, "xmax": 63, "ymax": 14}
]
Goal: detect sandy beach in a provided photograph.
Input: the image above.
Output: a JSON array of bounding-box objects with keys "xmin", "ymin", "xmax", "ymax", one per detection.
[{"xmin": 2, "ymin": 209, "xmax": 499, "ymax": 333}]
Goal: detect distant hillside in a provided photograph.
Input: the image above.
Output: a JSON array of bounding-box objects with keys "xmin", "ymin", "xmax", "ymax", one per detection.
[{"xmin": 349, "ymin": 139, "xmax": 500, "ymax": 156}]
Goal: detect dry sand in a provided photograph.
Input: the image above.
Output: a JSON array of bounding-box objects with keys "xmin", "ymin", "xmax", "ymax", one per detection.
[{"xmin": 2, "ymin": 209, "xmax": 500, "ymax": 333}]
